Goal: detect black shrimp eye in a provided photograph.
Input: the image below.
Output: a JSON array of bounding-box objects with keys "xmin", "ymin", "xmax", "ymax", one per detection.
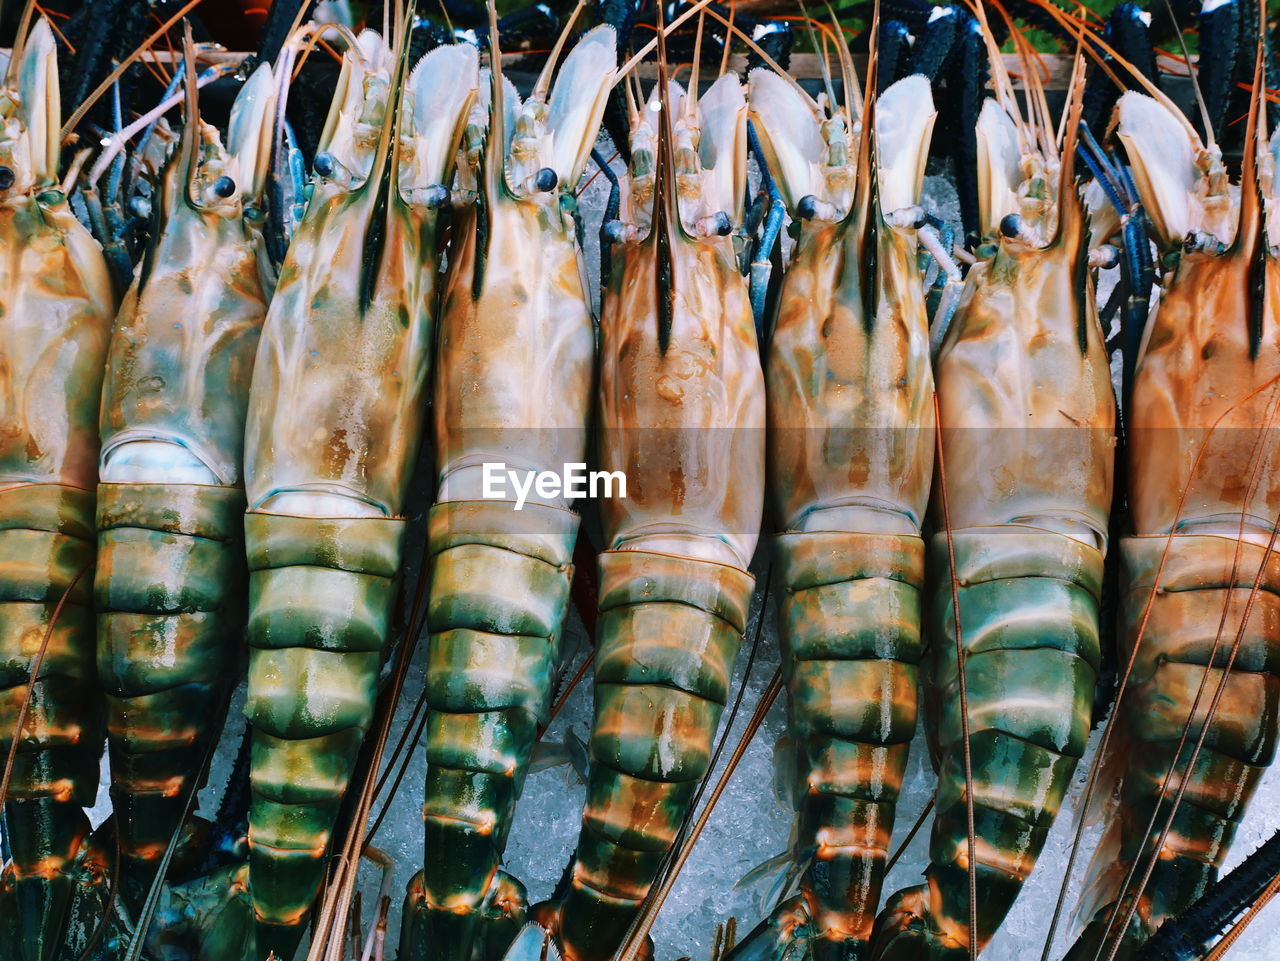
[
  {"xmin": 313, "ymin": 152, "xmax": 337, "ymax": 178},
  {"xmin": 0, "ymin": 166, "xmax": 14, "ymax": 190},
  {"xmin": 999, "ymin": 213, "xmax": 1023, "ymax": 239},
  {"xmin": 796, "ymin": 195, "xmax": 819, "ymax": 220},
  {"xmin": 534, "ymin": 167, "xmax": 558, "ymax": 192},
  {"xmin": 213, "ymin": 176, "xmax": 236, "ymax": 199},
  {"xmin": 710, "ymin": 211, "xmax": 733, "ymax": 236}
]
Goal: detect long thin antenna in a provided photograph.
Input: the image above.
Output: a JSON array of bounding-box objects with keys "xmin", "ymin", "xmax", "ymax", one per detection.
[
  {"xmin": 686, "ymin": 9, "xmax": 706, "ymax": 121},
  {"xmin": 4, "ymin": 0, "xmax": 37, "ymax": 86},
  {"xmin": 60, "ymin": 0, "xmax": 210, "ymax": 140},
  {"xmin": 617, "ymin": 670, "xmax": 784, "ymax": 961},
  {"xmin": 989, "ymin": 0, "xmax": 1054, "ymax": 157},
  {"xmin": 858, "ymin": 0, "xmax": 880, "ymax": 163},
  {"xmin": 1015, "ymin": 0, "xmax": 1199, "ymax": 145},
  {"xmin": 700, "ymin": 7, "xmax": 812, "ymax": 105},
  {"xmin": 616, "ymin": 0, "xmax": 720, "ymax": 82},
  {"xmin": 484, "ymin": 0, "xmax": 507, "ymax": 200},
  {"xmin": 651, "ymin": 0, "xmax": 678, "ymax": 354},
  {"xmin": 532, "ymin": 0, "xmax": 589, "ymax": 103},
  {"xmin": 1037, "ymin": 368, "xmax": 1280, "ymax": 961},
  {"xmin": 796, "ymin": 0, "xmax": 837, "ymax": 118},
  {"xmin": 717, "ymin": 0, "xmax": 735, "ymax": 78},
  {"xmin": 934, "ymin": 392, "xmax": 979, "ymax": 961},
  {"xmin": 179, "ymin": 21, "xmax": 201, "ymax": 205},
  {"xmin": 822, "ymin": 1, "xmax": 860, "ymax": 124},
  {"xmin": 956, "ymin": 0, "xmax": 1031, "ymax": 155},
  {"xmin": 1161, "ymin": 0, "xmax": 1216, "ymax": 147}
]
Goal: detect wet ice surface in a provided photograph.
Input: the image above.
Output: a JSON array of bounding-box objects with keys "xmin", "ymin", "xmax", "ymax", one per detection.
[{"xmin": 83, "ymin": 155, "xmax": 1280, "ymax": 960}]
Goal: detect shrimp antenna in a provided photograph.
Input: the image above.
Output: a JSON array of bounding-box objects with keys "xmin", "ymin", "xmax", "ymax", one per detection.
[
  {"xmin": 484, "ymin": 0, "xmax": 508, "ymax": 201},
  {"xmin": 686, "ymin": 9, "xmax": 706, "ymax": 122},
  {"xmin": 823, "ymin": 0, "xmax": 861, "ymax": 124},
  {"xmin": 796, "ymin": 0, "xmax": 839, "ymax": 119},
  {"xmin": 1234, "ymin": 0, "xmax": 1267, "ymax": 356},
  {"xmin": 1161, "ymin": 0, "xmax": 1217, "ymax": 148},
  {"xmin": 60, "ymin": 0, "xmax": 208, "ymax": 140},
  {"xmin": 616, "ymin": 0, "xmax": 718, "ymax": 80},
  {"xmin": 700, "ymin": 6, "xmax": 812, "ymax": 104},
  {"xmin": 533, "ymin": 0, "xmax": 590, "ymax": 103},
  {"xmin": 1015, "ymin": 0, "xmax": 1200, "ymax": 146},
  {"xmin": 956, "ymin": 0, "xmax": 1032, "ymax": 155},
  {"xmin": 625, "ymin": 67, "xmax": 641, "ymax": 125},
  {"xmin": 355, "ymin": 0, "xmax": 415, "ymax": 312},
  {"xmin": 1051, "ymin": 50, "xmax": 1087, "ymax": 251},
  {"xmin": 4, "ymin": 0, "xmax": 38, "ymax": 87},
  {"xmin": 435, "ymin": 0, "xmax": 453, "ymax": 34},
  {"xmin": 386, "ymin": 0, "xmax": 418, "ymax": 211},
  {"xmin": 179, "ymin": 21, "xmax": 202, "ymax": 206},
  {"xmin": 988, "ymin": 0, "xmax": 1053, "ymax": 158},
  {"xmin": 857, "ymin": 0, "xmax": 880, "ymax": 165},
  {"xmin": 717, "ymin": 0, "xmax": 736, "ymax": 77}
]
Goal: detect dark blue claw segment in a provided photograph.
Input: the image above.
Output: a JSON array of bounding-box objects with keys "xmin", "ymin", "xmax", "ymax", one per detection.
[
  {"xmin": 1083, "ymin": 3, "xmax": 1159, "ymax": 135},
  {"xmin": 1196, "ymin": 0, "xmax": 1244, "ymax": 146},
  {"xmin": 908, "ymin": 5, "xmax": 961, "ymax": 83},
  {"xmin": 896, "ymin": 8, "xmax": 985, "ymax": 248},
  {"xmin": 1077, "ymin": 122, "xmax": 1129, "ymax": 217},
  {"xmin": 1134, "ymin": 827, "xmax": 1280, "ymax": 961},
  {"xmin": 1075, "ymin": 126, "xmax": 1154, "ymax": 410},
  {"xmin": 878, "ymin": 21, "xmax": 914, "ymax": 92},
  {"xmin": 747, "ymin": 120, "xmax": 787, "ymax": 340},
  {"xmin": 592, "ymin": 147, "xmax": 623, "ymax": 284}
]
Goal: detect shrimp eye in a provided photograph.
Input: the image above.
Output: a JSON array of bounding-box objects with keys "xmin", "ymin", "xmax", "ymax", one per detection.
[
  {"xmin": 0, "ymin": 166, "xmax": 14, "ymax": 190},
  {"xmin": 709, "ymin": 211, "xmax": 732, "ymax": 236},
  {"xmin": 213, "ymin": 176, "xmax": 237, "ymax": 199},
  {"xmin": 796, "ymin": 195, "xmax": 819, "ymax": 220},
  {"xmin": 999, "ymin": 214, "xmax": 1023, "ymax": 239},
  {"xmin": 313, "ymin": 152, "xmax": 337, "ymax": 178},
  {"xmin": 534, "ymin": 167, "xmax": 558, "ymax": 192}
]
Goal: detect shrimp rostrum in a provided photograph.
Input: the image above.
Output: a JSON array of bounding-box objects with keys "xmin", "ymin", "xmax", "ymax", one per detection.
[
  {"xmin": 0, "ymin": 18, "xmax": 116, "ymax": 961},
  {"xmin": 401, "ymin": 12, "xmax": 615, "ymax": 961},
  {"xmin": 724, "ymin": 55, "xmax": 940, "ymax": 960},
  {"xmin": 511, "ymin": 61, "xmax": 766, "ymax": 961},
  {"xmin": 870, "ymin": 52, "xmax": 1115, "ymax": 961},
  {"xmin": 208, "ymin": 26, "xmax": 478, "ymax": 961},
  {"xmin": 1065, "ymin": 28, "xmax": 1280, "ymax": 960}
]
